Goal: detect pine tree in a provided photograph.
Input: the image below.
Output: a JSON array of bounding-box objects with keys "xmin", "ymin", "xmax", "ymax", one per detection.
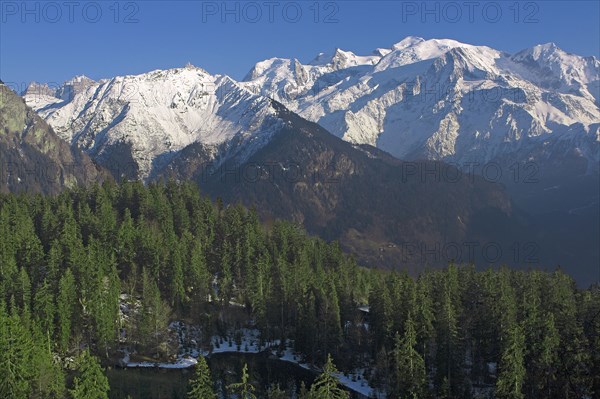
[
  {"xmin": 17, "ymin": 267, "xmax": 32, "ymax": 321},
  {"xmin": 70, "ymin": 350, "xmax": 110, "ymax": 399},
  {"xmin": 189, "ymin": 240, "xmax": 210, "ymax": 308},
  {"xmin": 138, "ymin": 269, "xmax": 171, "ymax": 357},
  {"xmin": 308, "ymin": 354, "xmax": 349, "ymax": 399},
  {"xmin": 227, "ymin": 363, "xmax": 256, "ymax": 399},
  {"xmin": 0, "ymin": 303, "xmax": 33, "ymax": 399},
  {"xmin": 29, "ymin": 322, "xmax": 66, "ymax": 398},
  {"xmin": 267, "ymin": 384, "xmax": 287, "ymax": 399},
  {"xmin": 169, "ymin": 237, "xmax": 186, "ymax": 307},
  {"xmin": 219, "ymin": 240, "xmax": 234, "ymax": 305},
  {"xmin": 317, "ymin": 281, "xmax": 343, "ymax": 358},
  {"xmin": 435, "ymin": 271, "xmax": 463, "ymax": 397},
  {"xmin": 546, "ymin": 271, "xmax": 590, "ymax": 397},
  {"xmin": 496, "ymin": 325, "xmax": 526, "ymax": 399},
  {"xmin": 117, "ymin": 208, "xmax": 137, "ymax": 280},
  {"xmin": 299, "ymin": 381, "xmax": 309, "ymax": 399},
  {"xmin": 187, "ymin": 356, "xmax": 216, "ymax": 399},
  {"xmin": 391, "ymin": 316, "xmax": 427, "ymax": 398},
  {"xmin": 415, "ymin": 275, "xmax": 435, "ymax": 356},
  {"xmin": 88, "ymin": 240, "xmax": 120, "ymax": 357},
  {"xmin": 369, "ymin": 279, "xmax": 393, "ymax": 352},
  {"xmin": 57, "ymin": 268, "xmax": 76, "ymax": 352},
  {"xmin": 33, "ymin": 279, "xmax": 55, "ymax": 337}
]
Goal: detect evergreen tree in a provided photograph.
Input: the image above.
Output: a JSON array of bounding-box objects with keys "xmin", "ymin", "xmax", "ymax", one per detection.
[
  {"xmin": 227, "ymin": 363, "xmax": 256, "ymax": 399},
  {"xmin": 391, "ymin": 315, "xmax": 427, "ymax": 398},
  {"xmin": 496, "ymin": 325, "xmax": 526, "ymax": 399},
  {"xmin": 0, "ymin": 304, "xmax": 33, "ymax": 399},
  {"xmin": 29, "ymin": 322, "xmax": 65, "ymax": 398},
  {"xmin": 369, "ymin": 279, "xmax": 392, "ymax": 352},
  {"xmin": 308, "ymin": 354, "xmax": 349, "ymax": 399},
  {"xmin": 57, "ymin": 268, "xmax": 76, "ymax": 352},
  {"xmin": 187, "ymin": 356, "xmax": 216, "ymax": 399},
  {"xmin": 139, "ymin": 270, "xmax": 171, "ymax": 357},
  {"xmin": 415, "ymin": 274, "xmax": 435, "ymax": 356},
  {"xmin": 267, "ymin": 384, "xmax": 287, "ymax": 399},
  {"xmin": 70, "ymin": 350, "xmax": 110, "ymax": 399},
  {"xmin": 33, "ymin": 279, "xmax": 55, "ymax": 336},
  {"xmin": 299, "ymin": 381, "xmax": 309, "ymax": 399},
  {"xmin": 435, "ymin": 271, "xmax": 463, "ymax": 397}
]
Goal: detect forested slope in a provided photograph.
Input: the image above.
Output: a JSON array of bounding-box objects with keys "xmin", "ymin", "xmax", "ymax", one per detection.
[{"xmin": 0, "ymin": 181, "xmax": 598, "ymax": 398}]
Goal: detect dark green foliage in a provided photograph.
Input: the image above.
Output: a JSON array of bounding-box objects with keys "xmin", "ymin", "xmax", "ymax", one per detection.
[
  {"xmin": 0, "ymin": 181, "xmax": 598, "ymax": 398},
  {"xmin": 70, "ymin": 350, "xmax": 110, "ymax": 399},
  {"xmin": 187, "ymin": 356, "xmax": 216, "ymax": 399},
  {"xmin": 308, "ymin": 354, "xmax": 348, "ymax": 399},
  {"xmin": 496, "ymin": 325, "xmax": 526, "ymax": 399},
  {"xmin": 226, "ymin": 363, "xmax": 257, "ymax": 399},
  {"xmin": 391, "ymin": 316, "xmax": 427, "ymax": 398}
]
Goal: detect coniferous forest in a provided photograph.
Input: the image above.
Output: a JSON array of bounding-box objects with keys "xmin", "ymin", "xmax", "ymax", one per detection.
[{"xmin": 0, "ymin": 181, "xmax": 599, "ymax": 398}]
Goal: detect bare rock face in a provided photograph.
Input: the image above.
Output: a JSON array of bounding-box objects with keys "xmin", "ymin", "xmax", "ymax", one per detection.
[{"xmin": 0, "ymin": 83, "xmax": 108, "ymax": 194}]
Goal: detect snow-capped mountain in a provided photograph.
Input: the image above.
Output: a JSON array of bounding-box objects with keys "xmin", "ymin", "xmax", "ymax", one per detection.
[
  {"xmin": 24, "ymin": 65, "xmax": 284, "ymax": 180},
  {"xmin": 242, "ymin": 37, "xmax": 600, "ymax": 169},
  {"xmin": 14, "ymin": 39, "xmax": 600, "ymax": 283},
  {"xmin": 24, "ymin": 37, "xmax": 599, "ymax": 181}
]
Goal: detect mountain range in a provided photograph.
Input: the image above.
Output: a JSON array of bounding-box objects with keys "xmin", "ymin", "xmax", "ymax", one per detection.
[
  {"xmin": 243, "ymin": 37, "xmax": 599, "ymax": 168},
  {"xmin": 9, "ymin": 37, "xmax": 600, "ymax": 284}
]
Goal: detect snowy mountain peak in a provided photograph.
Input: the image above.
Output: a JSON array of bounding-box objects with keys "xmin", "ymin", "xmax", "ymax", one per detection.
[
  {"xmin": 65, "ymin": 74, "xmax": 95, "ymax": 84},
  {"xmin": 515, "ymin": 42, "xmax": 563, "ymax": 60},
  {"xmin": 308, "ymin": 48, "xmax": 379, "ymax": 69},
  {"xmin": 243, "ymin": 57, "xmax": 292, "ymax": 81},
  {"xmin": 510, "ymin": 42, "xmax": 600, "ymax": 94},
  {"xmin": 374, "ymin": 37, "xmax": 476, "ymax": 71},
  {"xmin": 24, "ymin": 67, "xmax": 285, "ymax": 180},
  {"xmin": 391, "ymin": 36, "xmax": 426, "ymax": 50},
  {"xmin": 372, "ymin": 48, "xmax": 392, "ymax": 57},
  {"xmin": 308, "ymin": 49, "xmax": 343, "ymax": 66},
  {"xmin": 22, "ymin": 81, "xmax": 55, "ymax": 97},
  {"xmin": 24, "ymin": 37, "xmax": 600, "ymax": 184},
  {"xmin": 242, "ymin": 37, "xmax": 599, "ymax": 168}
]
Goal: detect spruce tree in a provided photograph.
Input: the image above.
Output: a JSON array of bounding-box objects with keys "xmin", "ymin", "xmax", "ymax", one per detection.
[
  {"xmin": 496, "ymin": 325, "xmax": 526, "ymax": 399},
  {"xmin": 57, "ymin": 268, "xmax": 76, "ymax": 352},
  {"xmin": 267, "ymin": 384, "xmax": 287, "ymax": 399},
  {"xmin": 70, "ymin": 350, "xmax": 110, "ymax": 399},
  {"xmin": 392, "ymin": 316, "xmax": 427, "ymax": 398},
  {"xmin": 0, "ymin": 304, "xmax": 33, "ymax": 399},
  {"xmin": 187, "ymin": 356, "xmax": 216, "ymax": 399},
  {"xmin": 308, "ymin": 354, "xmax": 348, "ymax": 399},
  {"xmin": 227, "ymin": 363, "xmax": 256, "ymax": 399},
  {"xmin": 33, "ymin": 279, "xmax": 55, "ymax": 337}
]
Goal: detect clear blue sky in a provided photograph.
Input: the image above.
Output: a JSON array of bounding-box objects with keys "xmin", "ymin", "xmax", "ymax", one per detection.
[{"xmin": 1, "ymin": 0, "xmax": 599, "ymax": 88}]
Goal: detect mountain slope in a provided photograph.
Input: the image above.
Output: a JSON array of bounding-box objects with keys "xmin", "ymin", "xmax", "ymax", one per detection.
[
  {"xmin": 242, "ymin": 37, "xmax": 600, "ymax": 170},
  {"xmin": 242, "ymin": 38, "xmax": 600, "ymax": 276},
  {"xmin": 0, "ymin": 82, "xmax": 106, "ymax": 194},
  {"xmin": 24, "ymin": 65, "xmax": 284, "ymax": 181},
  {"xmin": 156, "ymin": 100, "xmax": 569, "ymax": 274},
  {"xmin": 19, "ymin": 42, "xmax": 600, "ymax": 283}
]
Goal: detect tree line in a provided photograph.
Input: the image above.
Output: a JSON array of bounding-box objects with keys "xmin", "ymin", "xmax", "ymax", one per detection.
[{"xmin": 0, "ymin": 180, "xmax": 598, "ymax": 398}]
